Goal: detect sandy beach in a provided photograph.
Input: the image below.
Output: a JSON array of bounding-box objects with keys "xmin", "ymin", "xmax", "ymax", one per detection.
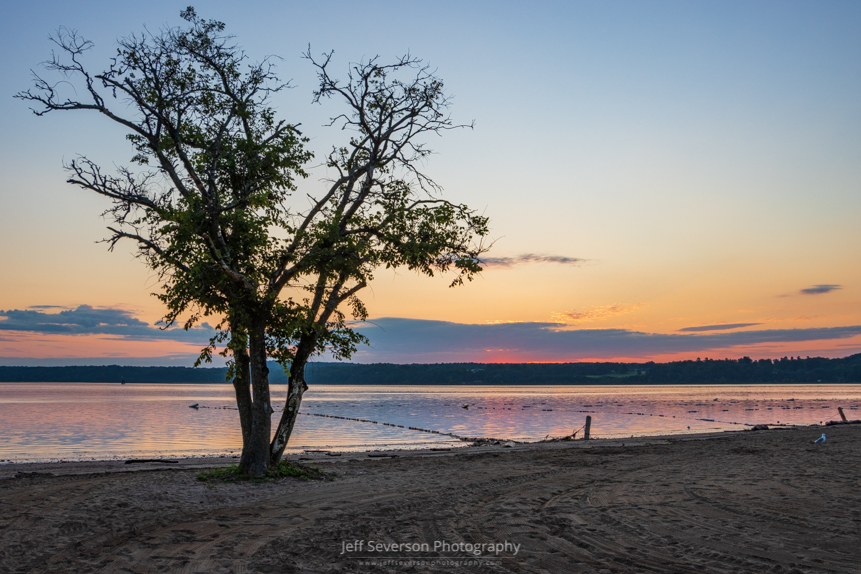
[{"xmin": 1, "ymin": 424, "xmax": 859, "ymax": 573}]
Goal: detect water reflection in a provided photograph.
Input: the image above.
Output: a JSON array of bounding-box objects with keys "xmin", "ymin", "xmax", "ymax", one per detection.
[{"xmin": 1, "ymin": 383, "xmax": 858, "ymax": 462}]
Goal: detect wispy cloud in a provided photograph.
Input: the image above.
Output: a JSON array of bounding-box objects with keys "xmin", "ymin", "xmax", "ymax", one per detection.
[
  {"xmin": 800, "ymin": 284, "xmax": 841, "ymax": 295},
  {"xmin": 0, "ymin": 305, "xmax": 215, "ymax": 342},
  {"xmin": 678, "ymin": 323, "xmax": 761, "ymax": 332},
  {"xmin": 551, "ymin": 303, "xmax": 639, "ymax": 324},
  {"xmin": 481, "ymin": 254, "xmax": 585, "ymax": 267}
]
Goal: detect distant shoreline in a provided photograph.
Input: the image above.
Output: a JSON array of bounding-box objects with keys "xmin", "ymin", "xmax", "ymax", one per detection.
[{"xmin": 1, "ymin": 354, "xmax": 859, "ymax": 385}]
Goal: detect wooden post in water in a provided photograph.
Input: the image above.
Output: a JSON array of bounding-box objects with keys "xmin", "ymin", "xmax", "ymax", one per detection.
[
  {"xmin": 584, "ymin": 416, "xmax": 592, "ymax": 440},
  {"xmin": 838, "ymin": 407, "xmax": 848, "ymax": 423}
]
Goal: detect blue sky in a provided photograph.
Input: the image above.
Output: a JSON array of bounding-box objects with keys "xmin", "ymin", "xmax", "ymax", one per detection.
[{"xmin": 1, "ymin": 1, "xmax": 860, "ymax": 365}]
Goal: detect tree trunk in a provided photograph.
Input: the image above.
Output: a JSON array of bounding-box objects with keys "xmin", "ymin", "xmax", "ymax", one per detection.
[
  {"xmin": 269, "ymin": 334, "xmax": 316, "ymax": 464},
  {"xmin": 240, "ymin": 319, "xmax": 272, "ymax": 477},
  {"xmin": 231, "ymin": 347, "xmax": 253, "ymax": 469}
]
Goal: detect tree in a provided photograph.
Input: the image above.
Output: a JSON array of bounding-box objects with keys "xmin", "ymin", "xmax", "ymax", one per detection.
[{"xmin": 17, "ymin": 9, "xmax": 488, "ymax": 476}]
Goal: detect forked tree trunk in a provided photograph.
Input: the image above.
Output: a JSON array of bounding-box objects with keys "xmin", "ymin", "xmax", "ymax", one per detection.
[
  {"xmin": 231, "ymin": 348, "xmax": 253, "ymax": 469},
  {"xmin": 269, "ymin": 334, "xmax": 316, "ymax": 464},
  {"xmin": 240, "ymin": 320, "xmax": 272, "ymax": 477}
]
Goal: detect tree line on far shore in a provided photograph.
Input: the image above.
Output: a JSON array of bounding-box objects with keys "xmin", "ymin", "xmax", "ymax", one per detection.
[{"xmin": 2, "ymin": 353, "xmax": 859, "ymax": 385}]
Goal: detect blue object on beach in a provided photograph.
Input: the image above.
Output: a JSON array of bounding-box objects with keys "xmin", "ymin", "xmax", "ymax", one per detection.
[{"xmin": 814, "ymin": 433, "xmax": 826, "ymax": 444}]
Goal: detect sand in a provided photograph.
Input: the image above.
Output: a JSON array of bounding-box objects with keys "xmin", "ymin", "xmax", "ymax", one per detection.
[{"xmin": 1, "ymin": 424, "xmax": 860, "ymax": 573}]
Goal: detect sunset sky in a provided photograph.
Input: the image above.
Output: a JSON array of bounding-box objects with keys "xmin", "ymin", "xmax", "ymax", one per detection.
[{"xmin": 1, "ymin": 1, "xmax": 860, "ymax": 365}]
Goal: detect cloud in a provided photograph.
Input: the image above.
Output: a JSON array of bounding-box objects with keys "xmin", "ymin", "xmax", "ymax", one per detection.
[
  {"xmin": 800, "ymin": 284, "xmax": 841, "ymax": 295},
  {"xmin": 0, "ymin": 305, "xmax": 215, "ymax": 342},
  {"xmin": 5, "ymin": 307, "xmax": 860, "ymax": 365},
  {"xmin": 551, "ymin": 303, "xmax": 639, "ymax": 323},
  {"xmin": 348, "ymin": 318, "xmax": 861, "ymax": 362},
  {"xmin": 480, "ymin": 254, "xmax": 585, "ymax": 267},
  {"xmin": 678, "ymin": 323, "xmax": 761, "ymax": 332}
]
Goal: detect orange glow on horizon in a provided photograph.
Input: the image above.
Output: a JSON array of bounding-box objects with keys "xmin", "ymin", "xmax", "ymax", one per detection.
[
  {"xmin": 411, "ymin": 334, "xmax": 861, "ymax": 364},
  {"xmin": 0, "ymin": 331, "xmax": 205, "ymax": 360},
  {"xmin": 2, "ymin": 329, "xmax": 860, "ymax": 365}
]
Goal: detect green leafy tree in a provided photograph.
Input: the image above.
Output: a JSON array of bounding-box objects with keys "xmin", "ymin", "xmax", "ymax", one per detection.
[{"xmin": 17, "ymin": 8, "xmax": 488, "ymax": 476}]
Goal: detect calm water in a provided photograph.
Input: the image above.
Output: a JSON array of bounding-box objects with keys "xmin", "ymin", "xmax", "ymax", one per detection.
[{"xmin": 1, "ymin": 383, "xmax": 859, "ymax": 462}]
